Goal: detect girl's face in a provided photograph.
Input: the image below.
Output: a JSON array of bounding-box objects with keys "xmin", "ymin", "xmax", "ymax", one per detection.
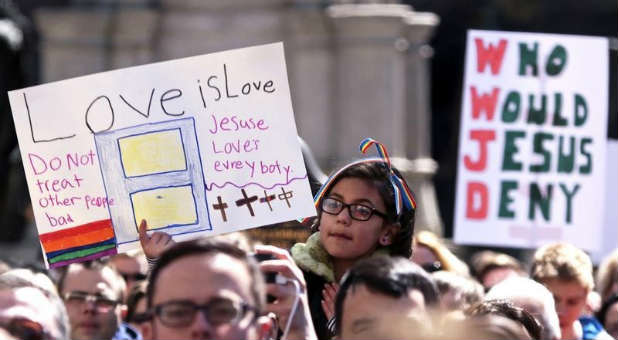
[
  {"xmin": 319, "ymin": 177, "xmax": 394, "ymax": 261},
  {"xmin": 543, "ymin": 279, "xmax": 588, "ymax": 330}
]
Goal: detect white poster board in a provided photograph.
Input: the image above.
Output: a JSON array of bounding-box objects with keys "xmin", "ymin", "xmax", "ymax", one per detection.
[
  {"xmin": 454, "ymin": 30, "xmax": 609, "ymax": 251},
  {"xmin": 8, "ymin": 42, "xmax": 316, "ymax": 268}
]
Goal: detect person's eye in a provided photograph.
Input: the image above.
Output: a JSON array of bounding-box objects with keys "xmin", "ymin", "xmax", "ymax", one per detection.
[
  {"xmin": 325, "ymin": 199, "xmax": 341, "ymax": 209},
  {"xmin": 67, "ymin": 293, "xmax": 87, "ymax": 302},
  {"xmin": 211, "ymin": 305, "xmax": 238, "ymax": 320},
  {"xmin": 164, "ymin": 305, "xmax": 192, "ymax": 318},
  {"xmin": 353, "ymin": 205, "xmax": 373, "ymax": 218}
]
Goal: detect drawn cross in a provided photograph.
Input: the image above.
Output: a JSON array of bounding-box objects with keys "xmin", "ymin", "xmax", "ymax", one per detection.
[
  {"xmin": 212, "ymin": 196, "xmax": 229, "ymax": 222},
  {"xmin": 259, "ymin": 190, "xmax": 276, "ymax": 211},
  {"xmin": 235, "ymin": 189, "xmax": 258, "ymax": 217},
  {"xmin": 278, "ymin": 187, "xmax": 294, "ymax": 208}
]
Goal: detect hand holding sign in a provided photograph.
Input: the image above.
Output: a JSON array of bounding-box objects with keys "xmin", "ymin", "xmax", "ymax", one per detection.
[{"xmin": 138, "ymin": 219, "xmax": 175, "ymax": 260}]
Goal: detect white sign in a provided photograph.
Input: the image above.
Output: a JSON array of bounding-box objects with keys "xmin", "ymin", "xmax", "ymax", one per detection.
[
  {"xmin": 454, "ymin": 30, "xmax": 609, "ymax": 251},
  {"xmin": 8, "ymin": 42, "xmax": 316, "ymax": 268}
]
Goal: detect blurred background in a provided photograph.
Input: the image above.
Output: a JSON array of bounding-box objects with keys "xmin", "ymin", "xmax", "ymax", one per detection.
[{"xmin": 0, "ymin": 0, "xmax": 616, "ymax": 265}]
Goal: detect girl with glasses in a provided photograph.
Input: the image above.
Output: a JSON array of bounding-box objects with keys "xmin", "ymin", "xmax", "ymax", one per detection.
[{"xmin": 288, "ymin": 138, "xmax": 417, "ymax": 339}]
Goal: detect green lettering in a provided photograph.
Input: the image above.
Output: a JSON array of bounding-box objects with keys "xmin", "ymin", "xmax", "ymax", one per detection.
[
  {"xmin": 557, "ymin": 136, "xmax": 575, "ymax": 173},
  {"xmin": 530, "ymin": 132, "xmax": 553, "ymax": 173},
  {"xmin": 551, "ymin": 93, "xmax": 567, "ymax": 126},
  {"xmin": 559, "ymin": 183, "xmax": 580, "ymax": 224},
  {"xmin": 529, "ymin": 183, "xmax": 553, "ymax": 221},
  {"xmin": 501, "ymin": 91, "xmax": 521, "ymax": 123},
  {"xmin": 579, "ymin": 137, "xmax": 592, "ymax": 174},
  {"xmin": 502, "ymin": 130, "xmax": 526, "ymax": 171},
  {"xmin": 518, "ymin": 42, "xmax": 538, "ymax": 76},
  {"xmin": 527, "ymin": 94, "xmax": 547, "ymax": 125},
  {"xmin": 498, "ymin": 180, "xmax": 518, "ymax": 218},
  {"xmin": 545, "ymin": 44, "xmax": 567, "ymax": 76},
  {"xmin": 574, "ymin": 94, "xmax": 588, "ymax": 126}
]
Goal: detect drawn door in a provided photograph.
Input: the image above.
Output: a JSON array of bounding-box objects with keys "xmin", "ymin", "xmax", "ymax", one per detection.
[{"xmin": 95, "ymin": 118, "xmax": 210, "ymax": 245}]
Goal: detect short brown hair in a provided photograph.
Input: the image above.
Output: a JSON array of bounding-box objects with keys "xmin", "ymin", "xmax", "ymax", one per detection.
[{"xmin": 530, "ymin": 243, "xmax": 593, "ymax": 291}]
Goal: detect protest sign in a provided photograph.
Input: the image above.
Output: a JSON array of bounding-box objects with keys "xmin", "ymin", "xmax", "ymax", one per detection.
[
  {"xmin": 454, "ymin": 30, "xmax": 609, "ymax": 251},
  {"xmin": 8, "ymin": 42, "xmax": 316, "ymax": 267}
]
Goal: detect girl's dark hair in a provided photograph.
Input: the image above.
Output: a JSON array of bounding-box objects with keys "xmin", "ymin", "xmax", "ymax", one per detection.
[{"xmin": 312, "ymin": 161, "xmax": 415, "ymax": 258}]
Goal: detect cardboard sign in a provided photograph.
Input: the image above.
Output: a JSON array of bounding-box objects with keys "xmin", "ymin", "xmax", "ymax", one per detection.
[
  {"xmin": 8, "ymin": 42, "xmax": 316, "ymax": 267},
  {"xmin": 454, "ymin": 30, "xmax": 609, "ymax": 251}
]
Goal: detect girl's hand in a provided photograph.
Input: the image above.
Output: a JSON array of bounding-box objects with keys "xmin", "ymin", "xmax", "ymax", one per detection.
[
  {"xmin": 321, "ymin": 282, "xmax": 339, "ymax": 321},
  {"xmin": 138, "ymin": 219, "xmax": 175, "ymax": 259},
  {"xmin": 255, "ymin": 244, "xmax": 317, "ymax": 340}
]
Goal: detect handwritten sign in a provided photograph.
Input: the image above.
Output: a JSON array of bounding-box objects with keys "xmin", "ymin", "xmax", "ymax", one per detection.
[
  {"xmin": 8, "ymin": 43, "xmax": 316, "ymax": 267},
  {"xmin": 454, "ymin": 30, "xmax": 608, "ymax": 251}
]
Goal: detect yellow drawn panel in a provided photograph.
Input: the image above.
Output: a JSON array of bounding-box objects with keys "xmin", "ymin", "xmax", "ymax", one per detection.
[
  {"xmin": 119, "ymin": 129, "xmax": 186, "ymax": 177},
  {"xmin": 131, "ymin": 186, "xmax": 197, "ymax": 230}
]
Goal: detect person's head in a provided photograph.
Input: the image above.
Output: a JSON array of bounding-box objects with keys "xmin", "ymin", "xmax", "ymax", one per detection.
[
  {"xmin": 413, "ymin": 231, "xmax": 470, "ymax": 276},
  {"xmin": 597, "ymin": 294, "xmax": 618, "ymax": 339},
  {"xmin": 451, "ymin": 314, "xmax": 534, "ymax": 340},
  {"xmin": 110, "ymin": 250, "xmax": 148, "ymax": 299},
  {"xmin": 125, "ymin": 280, "xmax": 149, "ymax": 332},
  {"xmin": 471, "ymin": 250, "xmax": 525, "ymax": 291},
  {"xmin": 314, "ymin": 159, "xmax": 416, "ymax": 262},
  {"xmin": 143, "ymin": 239, "xmax": 270, "ymax": 340},
  {"xmin": 596, "ymin": 249, "xmax": 618, "ymax": 302},
  {"xmin": 465, "ymin": 299, "xmax": 542, "ymax": 340},
  {"xmin": 432, "ymin": 270, "xmax": 484, "ymax": 312},
  {"xmin": 334, "ymin": 256, "xmax": 438, "ymax": 339},
  {"xmin": 0, "ymin": 270, "xmax": 70, "ymax": 340},
  {"xmin": 531, "ymin": 243, "xmax": 593, "ymax": 331},
  {"xmin": 486, "ymin": 276, "xmax": 561, "ymax": 340},
  {"xmin": 57, "ymin": 260, "xmax": 126, "ymax": 340}
]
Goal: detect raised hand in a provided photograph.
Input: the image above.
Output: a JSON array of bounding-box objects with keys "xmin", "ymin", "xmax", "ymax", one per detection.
[{"xmin": 138, "ymin": 219, "xmax": 175, "ymax": 260}]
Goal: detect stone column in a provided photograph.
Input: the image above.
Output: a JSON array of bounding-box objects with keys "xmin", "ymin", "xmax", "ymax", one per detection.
[
  {"xmin": 399, "ymin": 12, "xmax": 443, "ymax": 235},
  {"xmin": 327, "ymin": 3, "xmax": 412, "ymax": 165},
  {"xmin": 327, "ymin": 2, "xmax": 443, "ymax": 234},
  {"xmin": 282, "ymin": 1, "xmax": 336, "ymax": 167}
]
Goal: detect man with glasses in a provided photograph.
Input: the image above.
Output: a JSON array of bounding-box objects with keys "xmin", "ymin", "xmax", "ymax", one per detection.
[
  {"xmin": 140, "ymin": 239, "xmax": 275, "ymax": 340},
  {"xmin": 58, "ymin": 260, "xmax": 137, "ymax": 340}
]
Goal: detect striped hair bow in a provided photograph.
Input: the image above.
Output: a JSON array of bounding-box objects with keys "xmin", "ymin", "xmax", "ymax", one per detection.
[{"xmin": 359, "ymin": 138, "xmax": 416, "ymax": 215}]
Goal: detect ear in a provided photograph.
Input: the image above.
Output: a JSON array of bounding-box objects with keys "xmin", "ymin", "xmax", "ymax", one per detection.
[
  {"xmin": 379, "ymin": 223, "xmax": 400, "ymax": 246},
  {"xmin": 255, "ymin": 315, "xmax": 275, "ymax": 340}
]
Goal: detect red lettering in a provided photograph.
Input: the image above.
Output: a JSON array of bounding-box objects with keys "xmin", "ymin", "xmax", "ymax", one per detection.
[
  {"xmin": 470, "ymin": 86, "xmax": 500, "ymax": 120},
  {"xmin": 464, "ymin": 130, "xmax": 496, "ymax": 171},
  {"xmin": 474, "ymin": 38, "xmax": 507, "ymax": 75},
  {"xmin": 466, "ymin": 182, "xmax": 488, "ymax": 219}
]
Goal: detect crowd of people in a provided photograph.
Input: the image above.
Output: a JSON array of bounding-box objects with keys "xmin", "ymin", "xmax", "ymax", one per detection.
[{"xmin": 0, "ymin": 139, "xmax": 615, "ymax": 340}]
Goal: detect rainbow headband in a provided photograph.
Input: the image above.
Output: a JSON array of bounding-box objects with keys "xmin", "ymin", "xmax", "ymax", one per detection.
[{"xmin": 311, "ymin": 138, "xmax": 417, "ymax": 219}]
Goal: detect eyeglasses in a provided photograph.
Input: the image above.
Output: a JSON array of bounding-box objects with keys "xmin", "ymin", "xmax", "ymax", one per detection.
[
  {"xmin": 152, "ymin": 298, "xmax": 258, "ymax": 328},
  {"xmin": 63, "ymin": 291, "xmax": 119, "ymax": 313},
  {"xmin": 321, "ymin": 197, "xmax": 387, "ymax": 221},
  {"xmin": 119, "ymin": 272, "xmax": 147, "ymax": 282},
  {"xmin": 0, "ymin": 317, "xmax": 50, "ymax": 340}
]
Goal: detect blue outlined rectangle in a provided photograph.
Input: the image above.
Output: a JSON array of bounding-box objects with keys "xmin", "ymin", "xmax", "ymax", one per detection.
[
  {"xmin": 129, "ymin": 183, "xmax": 198, "ymax": 232},
  {"xmin": 95, "ymin": 117, "xmax": 211, "ymax": 245},
  {"xmin": 117, "ymin": 127, "xmax": 188, "ymax": 179}
]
